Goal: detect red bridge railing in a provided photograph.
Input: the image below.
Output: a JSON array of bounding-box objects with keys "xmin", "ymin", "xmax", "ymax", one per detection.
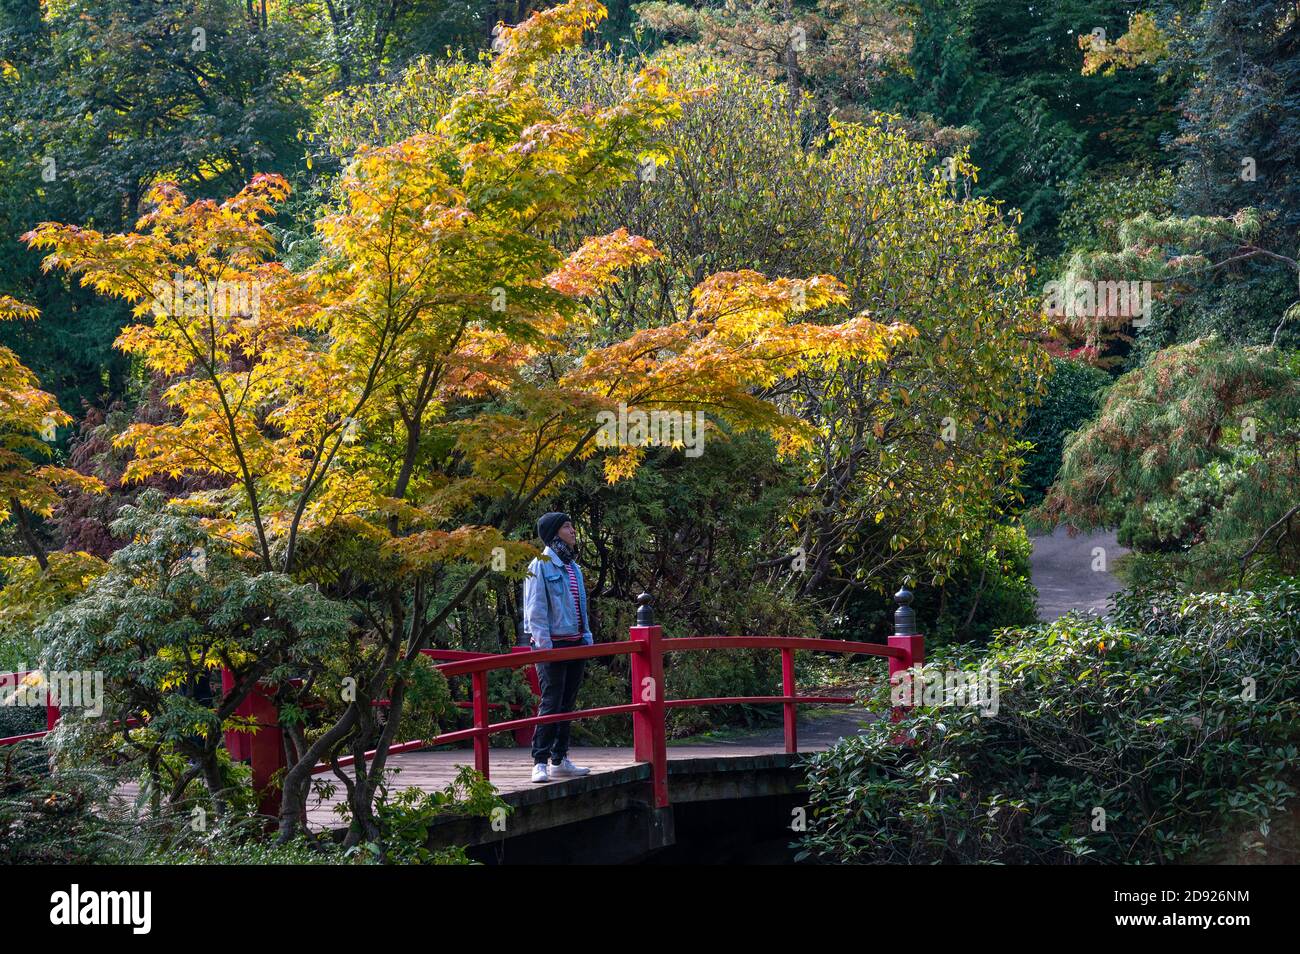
[
  {"xmin": 281, "ymin": 588, "xmax": 925, "ymax": 811},
  {"xmin": 0, "ymin": 670, "xmax": 61, "ymax": 746},
  {"xmin": 3, "ymin": 589, "xmax": 925, "ymax": 816}
]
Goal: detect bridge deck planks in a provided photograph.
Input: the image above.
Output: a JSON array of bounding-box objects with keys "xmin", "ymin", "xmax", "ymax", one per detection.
[{"xmin": 305, "ymin": 741, "xmax": 837, "ymax": 830}]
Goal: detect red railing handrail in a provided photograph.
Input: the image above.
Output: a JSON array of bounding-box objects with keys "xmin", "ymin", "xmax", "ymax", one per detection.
[
  {"xmin": 430, "ymin": 635, "xmax": 897, "ymax": 678},
  {"xmin": 663, "ymin": 635, "xmax": 906, "ymax": 657},
  {"xmin": 0, "ymin": 730, "xmax": 50, "ymax": 745},
  {"xmin": 420, "ymin": 649, "xmax": 509, "ymax": 661},
  {"xmin": 434, "ymin": 640, "xmax": 639, "ymax": 677},
  {"xmin": 306, "ymin": 630, "xmax": 918, "ymax": 800},
  {"xmin": 301, "ymin": 634, "xmax": 891, "ymax": 775}
]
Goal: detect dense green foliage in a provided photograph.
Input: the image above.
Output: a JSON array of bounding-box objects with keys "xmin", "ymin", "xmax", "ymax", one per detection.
[
  {"xmin": 37, "ymin": 492, "xmax": 353, "ymax": 815},
  {"xmin": 801, "ymin": 579, "xmax": 1300, "ymax": 863},
  {"xmin": 1169, "ymin": 0, "xmax": 1300, "ymax": 245},
  {"xmin": 829, "ymin": 522, "xmax": 1038, "ymax": 646},
  {"xmin": 871, "ymin": 0, "xmax": 1180, "ymax": 253},
  {"xmin": 552, "ymin": 51, "xmax": 1049, "ymax": 606},
  {"xmin": 311, "ymin": 48, "xmax": 1049, "ymax": 617},
  {"xmin": 0, "ymin": 738, "xmax": 491, "ymax": 864},
  {"xmin": 1043, "ymin": 0, "xmax": 1300, "ymax": 359},
  {"xmin": 1041, "ymin": 340, "xmax": 1300, "ymax": 587},
  {"xmin": 0, "ymin": 0, "xmax": 309, "ymax": 413},
  {"xmin": 1, "ymin": 756, "xmax": 143, "ymax": 864},
  {"xmin": 1019, "ymin": 357, "xmax": 1112, "ymax": 505}
]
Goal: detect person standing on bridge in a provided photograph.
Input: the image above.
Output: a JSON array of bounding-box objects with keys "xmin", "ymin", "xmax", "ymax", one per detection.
[{"xmin": 524, "ymin": 512, "xmax": 593, "ymax": 783}]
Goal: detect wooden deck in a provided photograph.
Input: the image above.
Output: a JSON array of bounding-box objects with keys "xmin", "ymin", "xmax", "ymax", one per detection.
[
  {"xmin": 307, "ymin": 746, "xmax": 628, "ymax": 829},
  {"xmin": 306, "ymin": 707, "xmax": 872, "ymax": 832},
  {"xmin": 308, "ymin": 743, "xmax": 792, "ymax": 829}
]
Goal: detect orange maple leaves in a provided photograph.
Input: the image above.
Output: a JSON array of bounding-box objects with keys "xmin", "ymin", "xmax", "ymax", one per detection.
[
  {"xmin": 0, "ymin": 297, "xmax": 104, "ymax": 538},
  {"xmin": 18, "ymin": 0, "xmax": 911, "ymax": 577},
  {"xmin": 545, "ymin": 229, "xmax": 661, "ymax": 298},
  {"xmin": 562, "ymin": 269, "xmax": 914, "ymax": 479}
]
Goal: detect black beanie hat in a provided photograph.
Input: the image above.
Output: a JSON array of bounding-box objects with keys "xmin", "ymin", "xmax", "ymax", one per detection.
[{"xmin": 537, "ymin": 511, "xmax": 572, "ymax": 546}]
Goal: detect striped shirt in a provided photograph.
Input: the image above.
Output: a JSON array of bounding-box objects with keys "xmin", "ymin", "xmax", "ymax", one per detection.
[{"xmin": 565, "ymin": 563, "xmax": 585, "ymax": 638}]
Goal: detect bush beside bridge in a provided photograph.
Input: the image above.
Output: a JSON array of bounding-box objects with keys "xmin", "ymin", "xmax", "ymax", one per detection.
[{"xmin": 800, "ymin": 580, "xmax": 1300, "ymax": 864}]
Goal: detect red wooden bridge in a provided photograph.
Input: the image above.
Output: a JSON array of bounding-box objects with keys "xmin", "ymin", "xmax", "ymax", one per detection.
[{"xmin": 3, "ymin": 590, "xmax": 925, "ymax": 858}]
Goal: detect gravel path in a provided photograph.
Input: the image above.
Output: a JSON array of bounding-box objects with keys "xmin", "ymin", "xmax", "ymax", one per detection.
[
  {"xmin": 1030, "ymin": 525, "xmax": 1129, "ymax": 621},
  {"xmin": 670, "ymin": 707, "xmax": 873, "ymax": 752}
]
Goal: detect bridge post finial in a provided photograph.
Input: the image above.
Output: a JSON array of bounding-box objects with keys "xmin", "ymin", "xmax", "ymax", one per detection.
[
  {"xmin": 893, "ymin": 585, "xmax": 916, "ymax": 637},
  {"xmin": 636, "ymin": 592, "xmax": 655, "ymax": 627},
  {"xmin": 888, "ymin": 584, "xmax": 924, "ymax": 745}
]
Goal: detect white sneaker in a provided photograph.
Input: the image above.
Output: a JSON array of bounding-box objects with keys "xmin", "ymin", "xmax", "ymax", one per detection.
[
  {"xmin": 531, "ymin": 763, "xmax": 550, "ymax": 783},
  {"xmin": 549, "ymin": 757, "xmax": 590, "ymax": 778}
]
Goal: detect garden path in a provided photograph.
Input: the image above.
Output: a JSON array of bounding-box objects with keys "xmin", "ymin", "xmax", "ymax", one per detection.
[{"xmin": 1030, "ymin": 525, "xmax": 1129, "ymax": 621}]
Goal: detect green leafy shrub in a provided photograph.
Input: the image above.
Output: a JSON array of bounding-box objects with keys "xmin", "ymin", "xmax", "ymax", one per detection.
[
  {"xmin": 2, "ymin": 730, "xmax": 313, "ymax": 865},
  {"xmin": 1018, "ymin": 357, "xmax": 1111, "ymax": 507},
  {"xmin": 37, "ymin": 491, "xmax": 350, "ymax": 819},
  {"xmin": 800, "ymin": 579, "xmax": 1300, "ymax": 863},
  {"xmin": 564, "ymin": 643, "xmax": 787, "ymax": 744},
  {"xmin": 570, "ymin": 656, "xmax": 632, "ymax": 746},
  {"xmin": 0, "ymin": 702, "xmax": 44, "ymax": 741},
  {"xmin": 923, "ymin": 523, "xmax": 1038, "ymax": 643},
  {"xmin": 662, "ymin": 648, "xmax": 784, "ymax": 738},
  {"xmin": 0, "ymin": 749, "xmax": 148, "ymax": 864},
  {"xmin": 330, "ymin": 765, "xmax": 505, "ymax": 865},
  {"xmin": 142, "ymin": 828, "xmax": 350, "ymax": 865}
]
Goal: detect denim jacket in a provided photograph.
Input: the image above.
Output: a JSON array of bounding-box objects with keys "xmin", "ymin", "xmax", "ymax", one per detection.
[{"xmin": 523, "ymin": 546, "xmax": 593, "ymax": 649}]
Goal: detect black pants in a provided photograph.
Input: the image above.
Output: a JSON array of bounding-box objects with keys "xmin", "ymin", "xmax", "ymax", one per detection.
[{"xmin": 531, "ymin": 657, "xmax": 586, "ymax": 764}]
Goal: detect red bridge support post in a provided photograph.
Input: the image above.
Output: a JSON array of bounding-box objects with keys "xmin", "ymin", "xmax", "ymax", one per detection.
[
  {"xmin": 887, "ymin": 587, "xmax": 925, "ymax": 742},
  {"xmin": 781, "ymin": 647, "xmax": 797, "ymax": 754},
  {"xmin": 630, "ymin": 593, "xmax": 668, "ymax": 808},
  {"xmin": 472, "ymin": 670, "xmax": 491, "ymax": 780},
  {"xmin": 221, "ymin": 669, "xmax": 286, "ymax": 817},
  {"xmin": 45, "ymin": 679, "xmax": 60, "ymax": 733}
]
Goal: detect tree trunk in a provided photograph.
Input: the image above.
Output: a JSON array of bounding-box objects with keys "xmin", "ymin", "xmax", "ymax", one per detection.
[
  {"xmin": 10, "ymin": 498, "xmax": 48, "ymax": 571},
  {"xmin": 782, "ymin": 0, "xmax": 802, "ymax": 121}
]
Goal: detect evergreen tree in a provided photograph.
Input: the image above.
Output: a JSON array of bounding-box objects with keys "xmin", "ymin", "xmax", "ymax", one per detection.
[
  {"xmin": 877, "ymin": 0, "xmax": 1180, "ymax": 252},
  {"xmin": 1040, "ymin": 339, "xmax": 1300, "ymax": 587}
]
